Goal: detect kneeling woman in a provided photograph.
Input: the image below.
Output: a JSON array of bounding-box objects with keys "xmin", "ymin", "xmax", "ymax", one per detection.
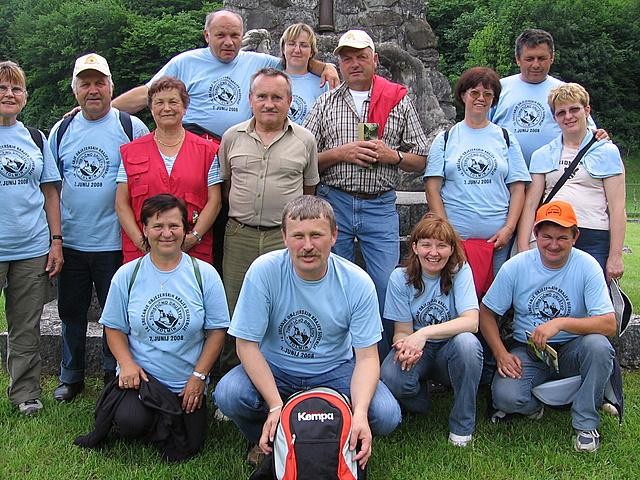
[
  {"xmin": 75, "ymin": 194, "xmax": 229, "ymax": 461},
  {"xmin": 381, "ymin": 215, "xmax": 482, "ymax": 447}
]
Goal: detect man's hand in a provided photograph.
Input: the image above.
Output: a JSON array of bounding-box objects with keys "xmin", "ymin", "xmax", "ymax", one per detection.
[
  {"xmin": 349, "ymin": 411, "xmax": 372, "ymax": 468},
  {"xmin": 371, "ymin": 140, "xmax": 400, "ymax": 165},
  {"xmin": 339, "ymin": 141, "xmax": 378, "ymax": 168},
  {"xmin": 46, "ymin": 242, "xmax": 64, "ymax": 278},
  {"xmin": 531, "ymin": 320, "xmax": 561, "ymax": 350},
  {"xmin": 320, "ymin": 63, "xmax": 340, "ymax": 89},
  {"xmin": 495, "ymin": 350, "xmax": 522, "ymax": 379},
  {"xmin": 258, "ymin": 408, "xmax": 281, "ymax": 454},
  {"xmin": 182, "ymin": 233, "xmax": 198, "ymax": 253}
]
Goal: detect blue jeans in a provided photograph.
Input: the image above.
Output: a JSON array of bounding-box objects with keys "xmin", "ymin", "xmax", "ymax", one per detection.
[
  {"xmin": 57, "ymin": 248, "xmax": 121, "ymax": 383},
  {"xmin": 575, "ymin": 227, "xmax": 610, "ymax": 274},
  {"xmin": 492, "ymin": 335, "xmax": 614, "ymax": 430},
  {"xmin": 317, "ymin": 184, "xmax": 399, "ymax": 356},
  {"xmin": 380, "ymin": 332, "xmax": 482, "ymax": 436},
  {"xmin": 214, "ymin": 359, "xmax": 401, "ymax": 443}
]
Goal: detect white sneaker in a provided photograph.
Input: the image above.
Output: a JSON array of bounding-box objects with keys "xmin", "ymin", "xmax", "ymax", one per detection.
[
  {"xmin": 528, "ymin": 405, "xmax": 544, "ymax": 420},
  {"xmin": 214, "ymin": 407, "xmax": 230, "ymax": 422},
  {"xmin": 448, "ymin": 432, "xmax": 472, "ymax": 447},
  {"xmin": 574, "ymin": 429, "xmax": 600, "ymax": 452},
  {"xmin": 18, "ymin": 399, "xmax": 43, "ymax": 416}
]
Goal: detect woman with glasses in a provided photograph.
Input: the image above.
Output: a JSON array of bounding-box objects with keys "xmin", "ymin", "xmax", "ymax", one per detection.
[
  {"xmin": 0, "ymin": 61, "xmax": 63, "ymax": 415},
  {"xmin": 279, "ymin": 23, "xmax": 328, "ymax": 124},
  {"xmin": 516, "ymin": 83, "xmax": 625, "ymax": 283},
  {"xmin": 424, "ymin": 67, "xmax": 530, "ymax": 277}
]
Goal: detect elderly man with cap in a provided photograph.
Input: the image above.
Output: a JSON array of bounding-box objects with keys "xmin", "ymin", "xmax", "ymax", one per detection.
[
  {"xmin": 304, "ymin": 30, "xmax": 430, "ymax": 354},
  {"xmin": 479, "ymin": 200, "xmax": 616, "ymax": 452},
  {"xmin": 49, "ymin": 53, "xmax": 148, "ymax": 402}
]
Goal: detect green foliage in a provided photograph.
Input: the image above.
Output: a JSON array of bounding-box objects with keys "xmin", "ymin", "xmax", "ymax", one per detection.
[
  {"xmin": 428, "ymin": 0, "xmax": 640, "ymax": 149},
  {"xmin": 0, "ymin": 0, "xmax": 223, "ymax": 132}
]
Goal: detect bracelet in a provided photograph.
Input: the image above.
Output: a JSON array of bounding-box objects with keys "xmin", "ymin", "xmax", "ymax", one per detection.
[
  {"xmin": 269, "ymin": 404, "xmax": 283, "ymax": 413},
  {"xmin": 191, "ymin": 230, "xmax": 203, "ymax": 243},
  {"xmin": 192, "ymin": 370, "xmax": 207, "ymax": 380},
  {"xmin": 51, "ymin": 235, "xmax": 63, "ymax": 243}
]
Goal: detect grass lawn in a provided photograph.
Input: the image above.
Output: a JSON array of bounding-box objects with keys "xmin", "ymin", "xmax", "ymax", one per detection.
[
  {"xmin": 1, "ymin": 371, "xmax": 639, "ymax": 480},
  {"xmin": 624, "ymin": 150, "xmax": 640, "ymax": 218}
]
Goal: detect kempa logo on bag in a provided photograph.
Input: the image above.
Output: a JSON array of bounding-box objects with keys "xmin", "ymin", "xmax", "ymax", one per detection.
[{"xmin": 297, "ymin": 411, "xmax": 335, "ymax": 422}]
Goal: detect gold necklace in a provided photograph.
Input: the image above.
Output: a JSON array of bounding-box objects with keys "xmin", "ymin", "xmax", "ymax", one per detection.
[{"xmin": 154, "ymin": 129, "xmax": 185, "ymax": 147}]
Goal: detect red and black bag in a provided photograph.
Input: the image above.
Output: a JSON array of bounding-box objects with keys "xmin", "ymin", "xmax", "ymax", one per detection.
[{"xmin": 273, "ymin": 386, "xmax": 365, "ymax": 480}]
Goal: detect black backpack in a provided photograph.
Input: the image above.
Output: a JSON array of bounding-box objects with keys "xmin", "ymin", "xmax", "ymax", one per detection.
[{"xmin": 272, "ymin": 386, "xmax": 365, "ymax": 480}]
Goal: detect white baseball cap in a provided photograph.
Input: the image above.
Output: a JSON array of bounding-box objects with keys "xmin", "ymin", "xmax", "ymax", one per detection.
[
  {"xmin": 73, "ymin": 53, "xmax": 111, "ymax": 79},
  {"xmin": 333, "ymin": 30, "xmax": 375, "ymax": 55}
]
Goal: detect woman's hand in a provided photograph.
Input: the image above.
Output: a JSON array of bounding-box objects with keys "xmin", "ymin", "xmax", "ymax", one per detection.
[
  {"xmin": 179, "ymin": 375, "xmax": 206, "ymax": 413},
  {"xmin": 181, "ymin": 233, "xmax": 198, "ymax": 253},
  {"xmin": 392, "ymin": 332, "xmax": 426, "ymax": 371},
  {"xmin": 488, "ymin": 224, "xmax": 515, "ymax": 251},
  {"xmin": 118, "ymin": 361, "xmax": 148, "ymax": 390}
]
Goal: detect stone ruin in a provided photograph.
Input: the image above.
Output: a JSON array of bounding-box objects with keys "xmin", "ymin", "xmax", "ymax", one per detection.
[{"xmin": 228, "ymin": 0, "xmax": 456, "ymax": 190}]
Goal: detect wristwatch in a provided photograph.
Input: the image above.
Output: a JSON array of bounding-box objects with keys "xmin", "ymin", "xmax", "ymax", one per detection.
[
  {"xmin": 51, "ymin": 235, "xmax": 63, "ymax": 243},
  {"xmin": 192, "ymin": 370, "xmax": 207, "ymax": 381},
  {"xmin": 395, "ymin": 150, "xmax": 404, "ymax": 166},
  {"xmin": 191, "ymin": 230, "xmax": 203, "ymax": 243}
]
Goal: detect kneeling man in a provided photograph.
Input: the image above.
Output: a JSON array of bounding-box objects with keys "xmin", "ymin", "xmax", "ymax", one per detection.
[
  {"xmin": 215, "ymin": 196, "xmax": 401, "ymax": 467},
  {"xmin": 479, "ymin": 200, "xmax": 615, "ymax": 452}
]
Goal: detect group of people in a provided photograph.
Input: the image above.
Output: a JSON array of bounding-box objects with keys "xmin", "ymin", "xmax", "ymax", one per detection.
[{"xmin": 0, "ymin": 6, "xmax": 625, "ymax": 467}]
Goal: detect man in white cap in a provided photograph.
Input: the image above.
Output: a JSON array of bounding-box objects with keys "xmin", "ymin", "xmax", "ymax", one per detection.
[
  {"xmin": 49, "ymin": 53, "xmax": 148, "ymax": 402},
  {"xmin": 303, "ymin": 29, "xmax": 429, "ymax": 355},
  {"xmin": 479, "ymin": 200, "xmax": 616, "ymax": 452}
]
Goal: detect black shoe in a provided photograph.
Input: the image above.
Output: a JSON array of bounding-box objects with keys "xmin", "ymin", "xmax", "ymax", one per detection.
[
  {"xmin": 53, "ymin": 381, "xmax": 84, "ymax": 402},
  {"xmin": 103, "ymin": 370, "xmax": 116, "ymax": 386}
]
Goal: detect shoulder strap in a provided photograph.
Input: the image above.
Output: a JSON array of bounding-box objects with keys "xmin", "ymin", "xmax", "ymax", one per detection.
[
  {"xmin": 56, "ymin": 111, "xmax": 79, "ymax": 158},
  {"xmin": 443, "ymin": 127, "xmax": 451, "ymax": 151},
  {"xmin": 501, "ymin": 127, "xmax": 510, "ymax": 148},
  {"xmin": 189, "ymin": 255, "xmax": 204, "ymax": 295},
  {"xmin": 26, "ymin": 126, "xmax": 44, "ymax": 154},
  {"xmin": 542, "ymin": 132, "xmax": 598, "ymax": 205},
  {"xmin": 127, "ymin": 257, "xmax": 144, "ymax": 296},
  {"xmin": 119, "ymin": 110, "xmax": 134, "ymax": 141}
]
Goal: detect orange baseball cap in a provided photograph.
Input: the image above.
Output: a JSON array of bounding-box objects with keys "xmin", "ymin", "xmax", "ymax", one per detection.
[{"xmin": 534, "ymin": 200, "xmax": 578, "ymax": 228}]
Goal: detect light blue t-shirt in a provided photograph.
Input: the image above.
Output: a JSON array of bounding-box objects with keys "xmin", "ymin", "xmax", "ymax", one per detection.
[
  {"xmin": 99, "ymin": 253, "xmax": 230, "ymax": 393},
  {"xmin": 229, "ymin": 249, "xmax": 382, "ymax": 377},
  {"xmin": 287, "ymin": 72, "xmax": 328, "ymax": 124},
  {"xmin": 489, "ymin": 74, "xmax": 565, "ymax": 166},
  {"xmin": 0, "ymin": 122, "xmax": 61, "ymax": 262},
  {"xmin": 424, "ymin": 122, "xmax": 530, "ymax": 239},
  {"xmin": 49, "ymin": 108, "xmax": 149, "ymax": 252},
  {"xmin": 149, "ymin": 48, "xmax": 281, "ymax": 136},
  {"xmin": 116, "ymin": 146, "xmax": 221, "ymax": 185},
  {"xmin": 384, "ymin": 263, "xmax": 478, "ymax": 343},
  {"xmin": 482, "ymin": 248, "xmax": 613, "ymax": 344}
]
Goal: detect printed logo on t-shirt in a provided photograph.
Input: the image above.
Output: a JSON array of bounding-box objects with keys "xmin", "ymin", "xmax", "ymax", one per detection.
[
  {"xmin": 72, "ymin": 146, "xmax": 110, "ymax": 186},
  {"xmin": 141, "ymin": 293, "xmax": 191, "ymax": 341},
  {"xmin": 527, "ymin": 286, "xmax": 572, "ymax": 327},
  {"xmin": 512, "ymin": 100, "xmax": 545, "ymax": 132},
  {"xmin": 289, "ymin": 95, "xmax": 307, "ymax": 123},
  {"xmin": 415, "ymin": 299, "xmax": 451, "ymax": 328},
  {"xmin": 278, "ymin": 309, "xmax": 323, "ymax": 358},
  {"xmin": 0, "ymin": 145, "xmax": 35, "ymax": 183},
  {"xmin": 456, "ymin": 149, "xmax": 497, "ymax": 184},
  {"xmin": 209, "ymin": 77, "xmax": 241, "ymax": 111}
]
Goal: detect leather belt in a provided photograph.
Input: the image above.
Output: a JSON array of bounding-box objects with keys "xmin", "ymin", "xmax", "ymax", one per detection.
[
  {"xmin": 229, "ymin": 217, "xmax": 281, "ymax": 231},
  {"xmin": 334, "ymin": 187, "xmax": 391, "ymax": 200}
]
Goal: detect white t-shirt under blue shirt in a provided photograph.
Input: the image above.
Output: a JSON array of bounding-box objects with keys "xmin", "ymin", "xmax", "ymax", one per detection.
[
  {"xmin": 384, "ymin": 263, "xmax": 478, "ymax": 343},
  {"xmin": 99, "ymin": 253, "xmax": 230, "ymax": 392},
  {"xmin": 149, "ymin": 48, "xmax": 281, "ymax": 136},
  {"xmin": 287, "ymin": 72, "xmax": 328, "ymax": 124},
  {"xmin": 482, "ymin": 248, "xmax": 613, "ymax": 345},
  {"xmin": 49, "ymin": 108, "xmax": 149, "ymax": 252},
  {"xmin": 424, "ymin": 121, "xmax": 530, "ymax": 239},
  {"xmin": 229, "ymin": 249, "xmax": 382, "ymax": 377},
  {"xmin": 0, "ymin": 122, "xmax": 61, "ymax": 262}
]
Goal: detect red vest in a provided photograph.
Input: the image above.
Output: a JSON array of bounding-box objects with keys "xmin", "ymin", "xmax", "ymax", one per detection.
[{"xmin": 119, "ymin": 131, "xmax": 218, "ymax": 263}]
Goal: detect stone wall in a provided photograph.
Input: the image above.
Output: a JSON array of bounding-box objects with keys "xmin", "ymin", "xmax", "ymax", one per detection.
[{"xmin": 226, "ymin": 0, "xmax": 456, "ymax": 190}]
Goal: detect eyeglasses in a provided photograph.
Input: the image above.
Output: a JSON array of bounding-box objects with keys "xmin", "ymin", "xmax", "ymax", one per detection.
[
  {"xmin": 0, "ymin": 85, "xmax": 26, "ymax": 96},
  {"xmin": 285, "ymin": 41, "xmax": 311, "ymax": 50},
  {"xmin": 554, "ymin": 106, "xmax": 583, "ymax": 118},
  {"xmin": 467, "ymin": 89, "xmax": 494, "ymax": 101}
]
